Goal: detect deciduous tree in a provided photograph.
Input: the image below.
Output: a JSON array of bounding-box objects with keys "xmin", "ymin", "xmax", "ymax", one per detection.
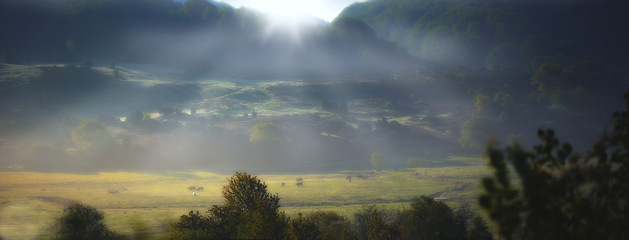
[
  {"xmin": 53, "ymin": 203, "xmax": 123, "ymax": 240},
  {"xmin": 172, "ymin": 172, "xmax": 286, "ymax": 239}
]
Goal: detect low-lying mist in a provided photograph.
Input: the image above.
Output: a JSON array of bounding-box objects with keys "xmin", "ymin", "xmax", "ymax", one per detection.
[{"xmin": 1, "ymin": 0, "xmax": 626, "ymax": 174}]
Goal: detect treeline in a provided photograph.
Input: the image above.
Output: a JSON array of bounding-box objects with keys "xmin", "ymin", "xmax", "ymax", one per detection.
[
  {"xmin": 339, "ymin": 0, "xmax": 629, "ymax": 70},
  {"xmin": 48, "ymin": 173, "xmax": 493, "ymax": 240},
  {"xmin": 0, "ymin": 0, "xmax": 422, "ymax": 78}
]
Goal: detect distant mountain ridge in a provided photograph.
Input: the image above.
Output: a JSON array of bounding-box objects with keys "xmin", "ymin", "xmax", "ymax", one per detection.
[
  {"xmin": 0, "ymin": 0, "xmax": 429, "ymax": 79},
  {"xmin": 338, "ymin": 0, "xmax": 629, "ymax": 69}
]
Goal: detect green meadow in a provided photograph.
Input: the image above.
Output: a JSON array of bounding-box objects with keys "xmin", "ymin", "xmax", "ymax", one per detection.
[{"xmin": 0, "ymin": 155, "xmax": 488, "ymax": 239}]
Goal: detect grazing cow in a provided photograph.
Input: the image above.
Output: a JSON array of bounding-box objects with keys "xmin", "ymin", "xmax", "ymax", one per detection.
[
  {"xmin": 196, "ymin": 187, "xmax": 204, "ymax": 191},
  {"xmin": 281, "ymin": 182, "xmax": 286, "ymax": 187},
  {"xmin": 346, "ymin": 176, "xmax": 352, "ymax": 182},
  {"xmin": 188, "ymin": 186, "xmax": 196, "ymax": 191},
  {"xmin": 296, "ymin": 182, "xmax": 303, "ymax": 187},
  {"xmin": 357, "ymin": 175, "xmax": 364, "ymax": 179},
  {"xmin": 296, "ymin": 178, "xmax": 303, "ymax": 182}
]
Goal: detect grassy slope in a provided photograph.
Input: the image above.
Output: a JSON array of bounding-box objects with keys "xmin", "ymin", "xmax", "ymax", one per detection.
[
  {"xmin": 0, "ymin": 157, "xmax": 488, "ymax": 239},
  {"xmin": 0, "ymin": 64, "xmax": 489, "ymax": 239}
]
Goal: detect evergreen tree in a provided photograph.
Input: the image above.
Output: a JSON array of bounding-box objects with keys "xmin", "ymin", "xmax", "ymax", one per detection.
[{"xmin": 480, "ymin": 93, "xmax": 629, "ymax": 239}]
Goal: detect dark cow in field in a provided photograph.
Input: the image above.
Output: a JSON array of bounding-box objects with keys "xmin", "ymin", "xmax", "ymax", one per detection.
[
  {"xmin": 282, "ymin": 182, "xmax": 286, "ymax": 187},
  {"xmin": 188, "ymin": 186, "xmax": 196, "ymax": 190},
  {"xmin": 346, "ymin": 175, "xmax": 352, "ymax": 182},
  {"xmin": 296, "ymin": 182, "xmax": 303, "ymax": 187},
  {"xmin": 196, "ymin": 187, "xmax": 204, "ymax": 191},
  {"xmin": 296, "ymin": 178, "xmax": 303, "ymax": 182}
]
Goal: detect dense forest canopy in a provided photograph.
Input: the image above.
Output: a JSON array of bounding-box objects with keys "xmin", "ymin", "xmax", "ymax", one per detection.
[
  {"xmin": 339, "ymin": 0, "xmax": 629, "ymax": 69},
  {"xmin": 3, "ymin": 0, "xmax": 628, "ymax": 76}
]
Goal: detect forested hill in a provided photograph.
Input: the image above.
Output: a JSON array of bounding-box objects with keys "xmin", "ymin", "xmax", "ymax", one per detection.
[
  {"xmin": 0, "ymin": 0, "xmax": 424, "ymax": 79},
  {"xmin": 338, "ymin": 0, "xmax": 629, "ymax": 70}
]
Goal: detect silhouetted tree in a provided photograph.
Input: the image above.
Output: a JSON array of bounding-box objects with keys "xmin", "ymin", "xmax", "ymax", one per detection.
[
  {"xmin": 466, "ymin": 215, "xmax": 493, "ymax": 240},
  {"xmin": 171, "ymin": 211, "xmax": 212, "ymax": 239},
  {"xmin": 306, "ymin": 211, "xmax": 356, "ymax": 240},
  {"xmin": 396, "ymin": 196, "xmax": 467, "ymax": 240},
  {"xmin": 284, "ymin": 211, "xmax": 356, "ymax": 240},
  {"xmin": 172, "ymin": 172, "xmax": 286, "ymax": 239},
  {"xmin": 367, "ymin": 209, "xmax": 396, "ymax": 240},
  {"xmin": 52, "ymin": 203, "xmax": 123, "ymax": 240},
  {"xmin": 285, "ymin": 213, "xmax": 320, "ymax": 240},
  {"xmin": 479, "ymin": 92, "xmax": 629, "ymax": 239},
  {"xmin": 353, "ymin": 206, "xmax": 397, "ymax": 240}
]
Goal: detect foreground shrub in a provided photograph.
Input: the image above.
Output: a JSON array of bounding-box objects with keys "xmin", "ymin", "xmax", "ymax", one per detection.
[
  {"xmin": 480, "ymin": 92, "xmax": 629, "ymax": 239},
  {"xmin": 52, "ymin": 203, "xmax": 123, "ymax": 240}
]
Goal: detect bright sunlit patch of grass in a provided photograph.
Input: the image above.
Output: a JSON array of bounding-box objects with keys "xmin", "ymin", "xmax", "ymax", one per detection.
[
  {"xmin": 0, "ymin": 201, "xmax": 59, "ymax": 239},
  {"xmin": 0, "ymin": 163, "xmax": 489, "ymax": 238}
]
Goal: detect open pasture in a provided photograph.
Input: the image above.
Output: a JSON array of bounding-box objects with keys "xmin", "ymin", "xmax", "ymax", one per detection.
[{"xmin": 0, "ymin": 156, "xmax": 488, "ymax": 239}]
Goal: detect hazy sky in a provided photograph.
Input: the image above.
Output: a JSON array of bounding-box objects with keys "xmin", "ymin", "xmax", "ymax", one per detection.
[{"xmin": 217, "ymin": 0, "xmax": 365, "ymax": 22}]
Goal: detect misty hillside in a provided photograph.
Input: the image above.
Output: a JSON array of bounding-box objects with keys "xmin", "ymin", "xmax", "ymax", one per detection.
[
  {"xmin": 2, "ymin": 1, "xmax": 629, "ymax": 239},
  {"xmin": 0, "ymin": 0, "xmax": 424, "ymax": 79},
  {"xmin": 339, "ymin": 0, "xmax": 629, "ymax": 69},
  {"xmin": 0, "ymin": 0, "xmax": 627, "ymax": 173}
]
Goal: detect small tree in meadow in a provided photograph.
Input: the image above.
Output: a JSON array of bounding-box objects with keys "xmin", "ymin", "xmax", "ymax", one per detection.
[
  {"xmin": 172, "ymin": 172, "xmax": 286, "ymax": 239},
  {"xmin": 52, "ymin": 203, "xmax": 123, "ymax": 240}
]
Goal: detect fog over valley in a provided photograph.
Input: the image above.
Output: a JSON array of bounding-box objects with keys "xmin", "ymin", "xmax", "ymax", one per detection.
[{"xmin": 1, "ymin": 0, "xmax": 628, "ymax": 239}]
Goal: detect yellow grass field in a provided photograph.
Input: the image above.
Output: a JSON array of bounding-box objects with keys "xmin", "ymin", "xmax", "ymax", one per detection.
[{"xmin": 0, "ymin": 157, "xmax": 489, "ymax": 239}]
